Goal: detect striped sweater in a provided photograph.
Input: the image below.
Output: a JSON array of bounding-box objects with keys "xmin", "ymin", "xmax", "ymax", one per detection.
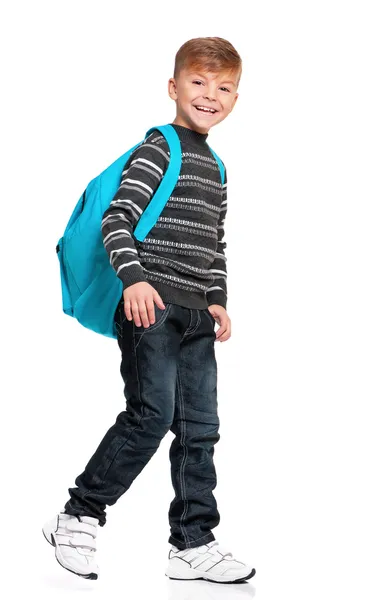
[{"xmin": 101, "ymin": 123, "xmax": 228, "ymax": 310}]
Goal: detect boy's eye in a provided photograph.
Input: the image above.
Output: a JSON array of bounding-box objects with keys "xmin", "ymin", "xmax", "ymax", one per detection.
[{"xmin": 193, "ymin": 81, "xmax": 230, "ymax": 93}]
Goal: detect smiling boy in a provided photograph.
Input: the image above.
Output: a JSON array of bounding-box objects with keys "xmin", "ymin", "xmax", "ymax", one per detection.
[{"xmin": 43, "ymin": 37, "xmax": 256, "ymax": 584}]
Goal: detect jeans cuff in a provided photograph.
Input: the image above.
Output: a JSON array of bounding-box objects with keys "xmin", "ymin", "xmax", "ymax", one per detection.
[
  {"xmin": 168, "ymin": 531, "xmax": 215, "ymax": 550},
  {"xmin": 63, "ymin": 504, "xmax": 106, "ymax": 527}
]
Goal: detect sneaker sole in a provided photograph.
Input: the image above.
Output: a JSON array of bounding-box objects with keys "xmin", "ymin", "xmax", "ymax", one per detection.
[
  {"xmin": 42, "ymin": 528, "xmax": 98, "ymax": 580},
  {"xmin": 165, "ymin": 566, "xmax": 256, "ymax": 584}
]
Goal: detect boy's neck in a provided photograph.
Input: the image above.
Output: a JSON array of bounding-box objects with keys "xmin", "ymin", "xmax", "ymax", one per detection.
[
  {"xmin": 172, "ymin": 115, "xmax": 210, "ymax": 136},
  {"xmin": 170, "ymin": 122, "xmax": 209, "ymax": 146}
]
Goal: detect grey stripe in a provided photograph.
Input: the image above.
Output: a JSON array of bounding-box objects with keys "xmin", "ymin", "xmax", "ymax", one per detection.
[
  {"xmin": 118, "ymin": 183, "xmax": 151, "ymax": 201},
  {"xmin": 145, "ymin": 272, "xmax": 208, "ymax": 293},
  {"xmin": 168, "ymin": 196, "xmax": 220, "ymax": 213},
  {"xmin": 103, "ymin": 229, "xmax": 131, "ymax": 243},
  {"xmin": 177, "ymin": 181, "xmax": 222, "ymax": 195},
  {"xmin": 117, "ymin": 260, "xmax": 141, "ymax": 274},
  {"xmin": 153, "ymin": 222, "xmax": 217, "ymax": 241},
  {"xmin": 130, "ymin": 162, "xmax": 163, "ymax": 182},
  {"xmin": 182, "ymin": 157, "xmax": 220, "ymax": 172},
  {"xmin": 182, "ymin": 152, "xmax": 218, "ymax": 164},
  {"xmin": 157, "ymin": 216, "xmax": 217, "ymax": 233},
  {"xmin": 101, "ymin": 213, "xmax": 131, "ymax": 227},
  {"xmin": 141, "ymin": 238, "xmax": 215, "ymax": 254},
  {"xmin": 137, "ymin": 142, "xmax": 170, "ymax": 162},
  {"xmin": 143, "ymin": 238, "xmax": 214, "ymax": 260},
  {"xmin": 104, "ymin": 232, "xmax": 132, "ymax": 247},
  {"xmin": 165, "ymin": 202, "xmax": 219, "ymax": 220},
  {"xmin": 178, "ymin": 174, "xmax": 222, "ymax": 188},
  {"xmin": 110, "ymin": 200, "xmax": 142, "ymax": 221},
  {"xmin": 139, "ymin": 251, "xmax": 215, "ymax": 277},
  {"xmin": 142, "ymin": 268, "xmax": 208, "ymax": 291}
]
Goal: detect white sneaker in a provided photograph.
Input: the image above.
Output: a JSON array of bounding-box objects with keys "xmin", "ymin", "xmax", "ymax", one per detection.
[
  {"xmin": 165, "ymin": 540, "xmax": 256, "ymax": 583},
  {"xmin": 42, "ymin": 512, "xmax": 99, "ymax": 579}
]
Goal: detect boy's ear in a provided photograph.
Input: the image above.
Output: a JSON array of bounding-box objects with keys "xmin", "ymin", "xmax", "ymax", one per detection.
[
  {"xmin": 232, "ymin": 93, "xmax": 239, "ymax": 109},
  {"xmin": 168, "ymin": 78, "xmax": 177, "ymax": 100}
]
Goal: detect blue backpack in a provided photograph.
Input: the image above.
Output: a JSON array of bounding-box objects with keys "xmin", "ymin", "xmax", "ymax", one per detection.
[{"xmin": 56, "ymin": 123, "xmax": 225, "ymax": 339}]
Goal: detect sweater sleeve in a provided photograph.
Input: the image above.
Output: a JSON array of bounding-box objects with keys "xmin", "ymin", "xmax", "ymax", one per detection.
[
  {"xmin": 206, "ymin": 167, "xmax": 228, "ymax": 309},
  {"xmin": 101, "ymin": 132, "xmax": 170, "ymax": 289}
]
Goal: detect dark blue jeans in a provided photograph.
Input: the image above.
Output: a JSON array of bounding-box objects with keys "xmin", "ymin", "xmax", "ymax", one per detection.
[{"xmin": 63, "ymin": 300, "xmax": 220, "ymax": 549}]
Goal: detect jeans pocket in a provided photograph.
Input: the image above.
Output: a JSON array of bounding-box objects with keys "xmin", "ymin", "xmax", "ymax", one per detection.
[{"xmin": 133, "ymin": 302, "xmax": 172, "ymax": 334}]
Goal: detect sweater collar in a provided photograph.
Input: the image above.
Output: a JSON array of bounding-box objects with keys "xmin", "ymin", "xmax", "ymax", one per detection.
[{"xmin": 170, "ymin": 123, "xmax": 209, "ymax": 146}]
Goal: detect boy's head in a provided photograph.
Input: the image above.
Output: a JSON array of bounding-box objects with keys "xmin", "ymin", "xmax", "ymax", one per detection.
[{"xmin": 168, "ymin": 37, "xmax": 242, "ymax": 134}]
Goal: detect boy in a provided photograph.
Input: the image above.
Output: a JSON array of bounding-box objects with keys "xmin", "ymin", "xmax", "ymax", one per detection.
[{"xmin": 43, "ymin": 36, "xmax": 256, "ymax": 584}]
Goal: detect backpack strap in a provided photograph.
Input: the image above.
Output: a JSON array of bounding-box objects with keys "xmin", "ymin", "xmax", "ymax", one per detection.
[
  {"xmin": 208, "ymin": 146, "xmax": 225, "ymax": 185},
  {"xmin": 133, "ymin": 124, "xmax": 182, "ymax": 242}
]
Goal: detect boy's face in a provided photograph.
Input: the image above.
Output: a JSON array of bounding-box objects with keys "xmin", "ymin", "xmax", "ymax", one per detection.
[{"xmin": 168, "ymin": 66, "xmax": 239, "ymax": 134}]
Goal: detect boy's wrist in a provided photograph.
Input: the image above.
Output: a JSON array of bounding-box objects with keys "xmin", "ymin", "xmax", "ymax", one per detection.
[
  {"xmin": 207, "ymin": 292, "xmax": 227, "ymax": 310},
  {"xmin": 118, "ymin": 265, "xmax": 147, "ymax": 289}
]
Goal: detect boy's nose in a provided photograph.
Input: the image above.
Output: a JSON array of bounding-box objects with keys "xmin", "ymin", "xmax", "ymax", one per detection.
[{"xmin": 203, "ymin": 92, "xmax": 217, "ymax": 101}]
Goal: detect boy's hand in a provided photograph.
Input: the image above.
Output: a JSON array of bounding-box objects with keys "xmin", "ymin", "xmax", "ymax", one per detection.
[
  {"xmin": 207, "ymin": 304, "xmax": 231, "ymax": 342},
  {"xmin": 123, "ymin": 282, "xmax": 166, "ymax": 328}
]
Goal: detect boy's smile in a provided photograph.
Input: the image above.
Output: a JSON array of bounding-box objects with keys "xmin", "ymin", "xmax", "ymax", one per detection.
[{"xmin": 168, "ymin": 67, "xmax": 239, "ymax": 134}]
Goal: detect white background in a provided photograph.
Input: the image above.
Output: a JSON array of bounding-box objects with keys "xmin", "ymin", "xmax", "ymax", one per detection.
[{"xmin": 1, "ymin": 1, "xmax": 368, "ymax": 599}]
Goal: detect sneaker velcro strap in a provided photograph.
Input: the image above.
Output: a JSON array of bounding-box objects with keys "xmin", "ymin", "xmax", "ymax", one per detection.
[
  {"xmin": 66, "ymin": 520, "xmax": 97, "ymax": 538},
  {"xmin": 69, "ymin": 533, "xmax": 97, "ymax": 551}
]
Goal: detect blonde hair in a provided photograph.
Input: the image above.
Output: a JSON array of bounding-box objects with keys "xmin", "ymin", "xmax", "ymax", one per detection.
[{"xmin": 173, "ymin": 37, "xmax": 242, "ymax": 87}]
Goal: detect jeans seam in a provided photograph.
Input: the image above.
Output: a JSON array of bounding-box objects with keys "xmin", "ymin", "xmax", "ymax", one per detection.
[
  {"xmin": 187, "ymin": 309, "xmax": 201, "ymax": 337},
  {"xmin": 115, "ymin": 308, "xmax": 127, "ymax": 338},
  {"xmin": 179, "ymin": 314, "xmax": 192, "ymax": 344},
  {"xmin": 177, "ymin": 369, "xmax": 190, "ymax": 546},
  {"xmin": 114, "ymin": 299, "xmax": 128, "ymax": 333}
]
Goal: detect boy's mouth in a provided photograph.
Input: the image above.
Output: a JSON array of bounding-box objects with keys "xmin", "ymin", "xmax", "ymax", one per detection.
[{"xmin": 193, "ymin": 105, "xmax": 218, "ymax": 116}]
